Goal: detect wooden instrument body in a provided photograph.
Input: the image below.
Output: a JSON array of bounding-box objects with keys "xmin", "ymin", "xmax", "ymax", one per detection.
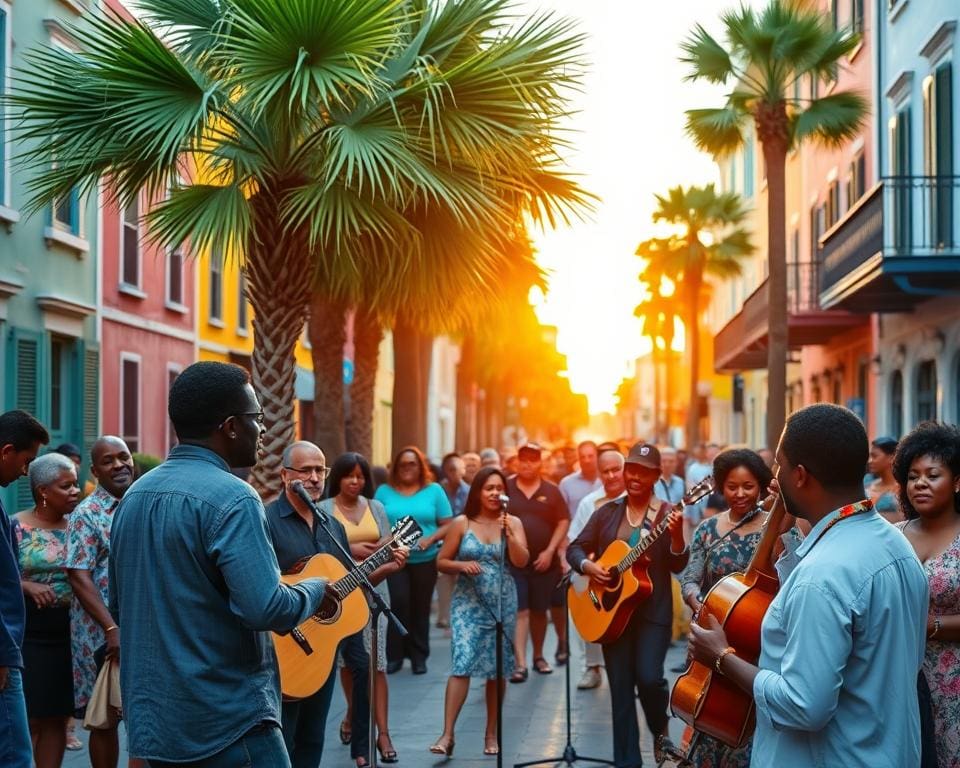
[
  {"xmin": 568, "ymin": 539, "xmax": 654, "ymax": 644},
  {"xmin": 670, "ymin": 567, "xmax": 779, "ymax": 747},
  {"xmin": 274, "ymin": 554, "xmax": 369, "ymax": 700}
]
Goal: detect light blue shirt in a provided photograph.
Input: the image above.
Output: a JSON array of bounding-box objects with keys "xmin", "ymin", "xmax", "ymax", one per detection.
[
  {"xmin": 374, "ymin": 483, "xmax": 452, "ymax": 564},
  {"xmin": 751, "ymin": 506, "xmax": 929, "ymax": 768}
]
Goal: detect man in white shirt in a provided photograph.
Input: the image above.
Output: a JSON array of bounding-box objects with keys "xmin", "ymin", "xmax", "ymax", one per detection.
[
  {"xmin": 568, "ymin": 448, "xmax": 625, "ymax": 689},
  {"xmin": 559, "ymin": 441, "xmax": 601, "ymax": 518},
  {"xmin": 655, "ymin": 447, "xmax": 684, "ymax": 505}
]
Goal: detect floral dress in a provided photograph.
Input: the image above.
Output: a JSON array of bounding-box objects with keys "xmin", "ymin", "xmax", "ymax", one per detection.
[
  {"xmin": 65, "ymin": 485, "xmax": 119, "ymax": 710},
  {"xmin": 678, "ymin": 515, "xmax": 765, "ymax": 768},
  {"xmin": 917, "ymin": 530, "xmax": 960, "ymax": 767},
  {"xmin": 450, "ymin": 529, "xmax": 517, "ymax": 678}
]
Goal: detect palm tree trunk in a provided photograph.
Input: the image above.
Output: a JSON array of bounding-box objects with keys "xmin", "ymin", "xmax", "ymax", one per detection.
[
  {"xmin": 348, "ymin": 306, "xmax": 383, "ymax": 459},
  {"xmin": 392, "ymin": 312, "xmax": 426, "ymax": 453},
  {"xmin": 685, "ymin": 276, "xmax": 702, "ymax": 450},
  {"xmin": 651, "ymin": 346, "xmax": 660, "ymax": 443},
  {"xmin": 455, "ymin": 335, "xmax": 476, "ymax": 451},
  {"xmin": 309, "ymin": 295, "xmax": 347, "ymax": 459},
  {"xmin": 763, "ymin": 139, "xmax": 789, "ymax": 451},
  {"xmin": 244, "ymin": 196, "xmax": 313, "ymax": 499}
]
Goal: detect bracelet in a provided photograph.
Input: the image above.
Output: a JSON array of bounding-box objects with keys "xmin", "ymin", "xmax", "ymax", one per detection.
[
  {"xmin": 104, "ymin": 625, "xmax": 119, "ymax": 633},
  {"xmin": 931, "ymin": 617, "xmax": 942, "ymax": 639},
  {"xmin": 714, "ymin": 646, "xmax": 736, "ymax": 674}
]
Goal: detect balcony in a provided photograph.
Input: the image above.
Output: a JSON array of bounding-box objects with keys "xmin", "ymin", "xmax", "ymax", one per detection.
[
  {"xmin": 714, "ymin": 260, "xmax": 867, "ymax": 372},
  {"xmin": 819, "ymin": 176, "xmax": 960, "ymax": 311}
]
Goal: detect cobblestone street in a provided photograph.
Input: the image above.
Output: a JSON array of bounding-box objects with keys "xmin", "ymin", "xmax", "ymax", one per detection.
[{"xmin": 65, "ymin": 622, "xmax": 687, "ymax": 767}]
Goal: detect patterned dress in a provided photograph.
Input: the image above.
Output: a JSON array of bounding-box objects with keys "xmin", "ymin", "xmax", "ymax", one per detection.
[
  {"xmin": 65, "ymin": 485, "xmax": 119, "ymax": 710},
  {"xmin": 678, "ymin": 515, "xmax": 764, "ymax": 768},
  {"xmin": 918, "ymin": 530, "xmax": 960, "ymax": 767},
  {"xmin": 450, "ymin": 529, "xmax": 517, "ymax": 678}
]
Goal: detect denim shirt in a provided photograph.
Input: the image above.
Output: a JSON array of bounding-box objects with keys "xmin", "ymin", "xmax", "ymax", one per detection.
[
  {"xmin": 752, "ymin": 506, "xmax": 929, "ymax": 768},
  {"xmin": 108, "ymin": 445, "xmax": 328, "ymax": 762},
  {"xmin": 0, "ymin": 499, "xmax": 25, "ymax": 668}
]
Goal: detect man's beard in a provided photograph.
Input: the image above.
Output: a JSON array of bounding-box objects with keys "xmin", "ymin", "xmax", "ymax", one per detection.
[{"xmin": 779, "ymin": 484, "xmax": 803, "ymax": 520}]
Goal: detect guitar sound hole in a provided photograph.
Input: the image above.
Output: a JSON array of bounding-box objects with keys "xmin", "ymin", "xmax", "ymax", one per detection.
[
  {"xmin": 313, "ymin": 595, "xmax": 341, "ymax": 623},
  {"xmin": 600, "ymin": 580, "xmax": 623, "ymax": 612}
]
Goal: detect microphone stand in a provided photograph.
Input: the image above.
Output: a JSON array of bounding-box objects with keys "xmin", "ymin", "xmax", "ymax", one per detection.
[
  {"xmin": 513, "ymin": 571, "xmax": 614, "ymax": 768},
  {"xmin": 299, "ymin": 492, "xmax": 408, "ymax": 768},
  {"xmin": 496, "ymin": 498, "xmax": 507, "ymax": 768}
]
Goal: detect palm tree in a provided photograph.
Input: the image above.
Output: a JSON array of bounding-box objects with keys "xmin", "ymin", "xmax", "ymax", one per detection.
[
  {"xmin": 636, "ymin": 184, "xmax": 753, "ymax": 449},
  {"xmin": 634, "ymin": 269, "xmax": 679, "ymax": 443},
  {"xmin": 681, "ymin": 0, "xmax": 866, "ymax": 450},
  {"xmin": 11, "ymin": 0, "xmax": 584, "ymax": 495}
]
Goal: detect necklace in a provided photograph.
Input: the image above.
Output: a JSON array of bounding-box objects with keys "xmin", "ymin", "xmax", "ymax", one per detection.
[{"xmin": 335, "ymin": 497, "xmax": 364, "ymax": 520}]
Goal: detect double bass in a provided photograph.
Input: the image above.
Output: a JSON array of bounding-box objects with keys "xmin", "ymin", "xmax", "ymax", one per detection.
[{"xmin": 670, "ymin": 494, "xmax": 788, "ymax": 748}]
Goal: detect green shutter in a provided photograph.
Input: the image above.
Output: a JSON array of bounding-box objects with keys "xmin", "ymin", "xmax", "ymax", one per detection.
[
  {"xmin": 82, "ymin": 344, "xmax": 100, "ymax": 465},
  {"xmin": 6, "ymin": 329, "xmax": 45, "ymax": 512}
]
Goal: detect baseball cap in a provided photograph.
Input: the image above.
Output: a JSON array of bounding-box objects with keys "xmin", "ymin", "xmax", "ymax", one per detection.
[
  {"xmin": 517, "ymin": 442, "xmax": 544, "ymax": 459},
  {"xmin": 624, "ymin": 442, "xmax": 661, "ymax": 470}
]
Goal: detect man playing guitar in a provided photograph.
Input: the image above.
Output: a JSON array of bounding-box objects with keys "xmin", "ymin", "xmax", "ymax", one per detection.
[{"xmin": 567, "ymin": 442, "xmax": 687, "ymax": 767}]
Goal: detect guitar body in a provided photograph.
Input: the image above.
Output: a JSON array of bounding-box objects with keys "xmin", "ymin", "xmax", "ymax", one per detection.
[
  {"xmin": 670, "ymin": 568, "xmax": 779, "ymax": 748},
  {"xmin": 568, "ymin": 539, "xmax": 653, "ymax": 644},
  {"xmin": 274, "ymin": 554, "xmax": 370, "ymax": 700}
]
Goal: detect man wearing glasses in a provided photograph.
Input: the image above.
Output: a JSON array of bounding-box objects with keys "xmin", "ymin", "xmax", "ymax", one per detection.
[{"xmin": 110, "ymin": 362, "xmax": 330, "ymax": 767}]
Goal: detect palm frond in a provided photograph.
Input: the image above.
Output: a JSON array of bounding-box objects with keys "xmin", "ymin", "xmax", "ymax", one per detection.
[
  {"xmin": 684, "ymin": 107, "xmax": 747, "ymax": 158},
  {"xmin": 680, "ymin": 23, "xmax": 735, "ymax": 85},
  {"xmin": 145, "ymin": 182, "xmax": 252, "ymax": 259},
  {"xmin": 132, "ymin": 0, "xmax": 225, "ymax": 57},
  {"xmin": 793, "ymin": 90, "xmax": 868, "ymax": 147}
]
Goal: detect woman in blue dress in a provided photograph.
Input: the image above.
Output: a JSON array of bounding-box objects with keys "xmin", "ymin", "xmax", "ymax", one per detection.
[{"xmin": 430, "ymin": 467, "xmax": 529, "ymax": 757}]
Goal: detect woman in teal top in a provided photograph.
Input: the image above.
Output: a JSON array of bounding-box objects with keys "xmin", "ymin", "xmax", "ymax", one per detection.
[{"xmin": 374, "ymin": 446, "xmax": 453, "ymax": 674}]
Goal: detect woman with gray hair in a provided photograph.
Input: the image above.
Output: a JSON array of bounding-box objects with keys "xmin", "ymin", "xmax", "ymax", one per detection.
[{"xmin": 13, "ymin": 452, "xmax": 80, "ymax": 768}]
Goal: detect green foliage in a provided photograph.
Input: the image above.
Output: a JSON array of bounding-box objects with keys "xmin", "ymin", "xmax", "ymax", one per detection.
[
  {"xmin": 681, "ymin": 0, "xmax": 867, "ymax": 154},
  {"xmin": 132, "ymin": 453, "xmax": 163, "ymax": 476}
]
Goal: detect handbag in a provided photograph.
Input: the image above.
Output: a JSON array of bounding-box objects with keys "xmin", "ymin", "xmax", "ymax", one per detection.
[{"xmin": 83, "ymin": 656, "xmax": 122, "ymax": 730}]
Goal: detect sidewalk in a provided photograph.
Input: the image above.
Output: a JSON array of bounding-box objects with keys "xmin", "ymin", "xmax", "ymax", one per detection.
[{"xmin": 65, "ymin": 623, "xmax": 688, "ymax": 767}]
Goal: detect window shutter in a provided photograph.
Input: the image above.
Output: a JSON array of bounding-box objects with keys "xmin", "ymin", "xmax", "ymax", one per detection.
[
  {"xmin": 7, "ymin": 330, "xmax": 44, "ymax": 511},
  {"xmin": 82, "ymin": 344, "xmax": 100, "ymax": 466}
]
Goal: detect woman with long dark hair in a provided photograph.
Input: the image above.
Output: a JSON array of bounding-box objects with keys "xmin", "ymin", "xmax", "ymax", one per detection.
[
  {"xmin": 374, "ymin": 446, "xmax": 453, "ymax": 675},
  {"xmin": 430, "ymin": 467, "xmax": 528, "ymax": 757},
  {"xmin": 319, "ymin": 452, "xmax": 407, "ymax": 764},
  {"xmin": 893, "ymin": 422, "xmax": 960, "ymax": 768},
  {"xmin": 14, "ymin": 453, "xmax": 80, "ymax": 768}
]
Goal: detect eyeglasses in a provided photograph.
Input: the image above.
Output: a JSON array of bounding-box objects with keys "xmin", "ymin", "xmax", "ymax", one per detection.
[{"xmin": 284, "ymin": 465, "xmax": 331, "ymax": 479}]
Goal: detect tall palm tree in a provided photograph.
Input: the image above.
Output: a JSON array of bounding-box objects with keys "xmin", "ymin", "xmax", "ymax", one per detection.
[
  {"xmin": 634, "ymin": 269, "xmax": 679, "ymax": 443},
  {"xmin": 636, "ymin": 184, "xmax": 753, "ymax": 449},
  {"xmin": 11, "ymin": 0, "xmax": 584, "ymax": 495},
  {"xmin": 681, "ymin": 0, "xmax": 866, "ymax": 449}
]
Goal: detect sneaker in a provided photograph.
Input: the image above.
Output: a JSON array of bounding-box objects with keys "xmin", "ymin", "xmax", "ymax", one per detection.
[
  {"xmin": 654, "ymin": 734, "xmax": 679, "ymax": 766},
  {"xmin": 577, "ymin": 668, "xmax": 602, "ymax": 690}
]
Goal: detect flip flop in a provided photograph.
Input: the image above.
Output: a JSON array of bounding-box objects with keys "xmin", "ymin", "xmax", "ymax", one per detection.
[
  {"xmin": 533, "ymin": 657, "xmax": 553, "ymax": 674},
  {"xmin": 509, "ymin": 666, "xmax": 528, "ymax": 683}
]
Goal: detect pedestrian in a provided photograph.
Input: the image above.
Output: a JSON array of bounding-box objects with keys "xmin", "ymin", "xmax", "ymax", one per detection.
[
  {"xmin": 462, "ymin": 453, "xmax": 482, "ymax": 485},
  {"xmin": 867, "ymin": 436, "xmax": 902, "ymax": 523},
  {"xmin": 892, "ymin": 421, "xmax": 960, "ymax": 768},
  {"xmin": 109, "ymin": 361, "xmax": 330, "ymax": 765},
  {"xmin": 375, "ymin": 446, "xmax": 453, "ymax": 675},
  {"xmin": 559, "ymin": 441, "xmax": 601, "ymax": 519},
  {"xmin": 430, "ymin": 467, "xmax": 528, "ymax": 757},
  {"xmin": 0, "ymin": 410, "xmax": 50, "ymax": 768},
  {"xmin": 65, "ymin": 436, "xmax": 135, "ymax": 768},
  {"xmin": 320, "ymin": 451, "xmax": 406, "ymax": 764},
  {"xmin": 14, "ymin": 453, "xmax": 79, "ymax": 768},
  {"xmin": 682, "ymin": 443, "xmax": 712, "ymax": 543},
  {"xmin": 507, "ymin": 443, "xmax": 569, "ymax": 680},
  {"xmin": 437, "ymin": 453, "xmax": 469, "ymax": 631}
]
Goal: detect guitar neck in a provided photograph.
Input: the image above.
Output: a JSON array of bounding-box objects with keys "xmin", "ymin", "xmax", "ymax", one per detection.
[
  {"xmin": 616, "ymin": 501, "xmax": 678, "ymax": 574},
  {"xmin": 743, "ymin": 494, "xmax": 786, "ymax": 580},
  {"xmin": 329, "ymin": 541, "xmax": 395, "ymax": 600}
]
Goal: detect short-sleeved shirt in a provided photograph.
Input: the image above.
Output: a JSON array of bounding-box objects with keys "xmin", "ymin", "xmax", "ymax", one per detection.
[
  {"xmin": 506, "ymin": 477, "xmax": 567, "ymax": 563},
  {"xmin": 264, "ymin": 492, "xmax": 352, "ymax": 574},
  {"xmin": 373, "ymin": 483, "xmax": 452, "ymax": 565},
  {"xmin": 13, "ymin": 520, "xmax": 71, "ymax": 606},
  {"xmin": 558, "ymin": 472, "xmax": 602, "ymax": 518}
]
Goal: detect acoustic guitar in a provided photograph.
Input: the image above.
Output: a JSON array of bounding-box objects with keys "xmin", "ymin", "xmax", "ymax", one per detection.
[
  {"xmin": 274, "ymin": 515, "xmax": 422, "ymax": 700},
  {"xmin": 568, "ymin": 478, "xmax": 714, "ymax": 644},
  {"xmin": 670, "ymin": 494, "xmax": 786, "ymax": 748}
]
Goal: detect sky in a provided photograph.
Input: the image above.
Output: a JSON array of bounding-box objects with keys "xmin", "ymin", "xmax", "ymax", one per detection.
[{"xmin": 521, "ymin": 1, "xmax": 733, "ymax": 413}]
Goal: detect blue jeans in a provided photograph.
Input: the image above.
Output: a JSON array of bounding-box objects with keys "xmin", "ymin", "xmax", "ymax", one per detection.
[
  {"xmin": 0, "ymin": 668, "xmax": 33, "ymax": 768},
  {"xmin": 148, "ymin": 725, "xmax": 290, "ymax": 768}
]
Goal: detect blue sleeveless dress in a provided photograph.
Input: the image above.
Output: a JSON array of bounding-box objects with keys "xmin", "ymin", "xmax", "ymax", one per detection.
[{"xmin": 450, "ymin": 529, "xmax": 517, "ymax": 678}]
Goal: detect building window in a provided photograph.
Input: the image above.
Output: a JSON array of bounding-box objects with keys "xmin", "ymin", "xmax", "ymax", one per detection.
[
  {"xmin": 166, "ymin": 246, "xmax": 184, "ymax": 306},
  {"xmin": 53, "ymin": 188, "xmax": 80, "ymax": 234},
  {"xmin": 121, "ymin": 197, "xmax": 140, "ymax": 287},
  {"xmin": 890, "ymin": 370, "xmax": 903, "ymax": 438},
  {"xmin": 832, "ymin": 375, "xmax": 842, "ymax": 405},
  {"xmin": 809, "ymin": 205, "xmax": 821, "ymax": 261},
  {"xmin": 830, "ymin": 0, "xmax": 839, "ymax": 29},
  {"xmin": 810, "ymin": 73, "xmax": 819, "ymax": 102},
  {"xmin": 743, "ymin": 134, "xmax": 755, "ymax": 198},
  {"xmin": 825, "ymin": 180, "xmax": 841, "ymax": 229},
  {"xmin": 811, "ymin": 377, "xmax": 822, "ymax": 403},
  {"xmin": 923, "ymin": 63, "xmax": 954, "ymax": 248},
  {"xmin": 121, "ymin": 355, "xmax": 140, "ymax": 453},
  {"xmin": 209, "ymin": 247, "xmax": 223, "ymax": 324},
  {"xmin": 167, "ymin": 366, "xmax": 180, "ymax": 455},
  {"xmin": 916, "ymin": 360, "xmax": 937, "ymax": 422},
  {"xmin": 851, "ymin": 0, "xmax": 864, "ymax": 33},
  {"xmin": 890, "ymin": 107, "xmax": 912, "ymax": 251},
  {"xmin": 237, "ymin": 271, "xmax": 248, "ymax": 332},
  {"xmin": 847, "ymin": 153, "xmax": 866, "ymax": 207}
]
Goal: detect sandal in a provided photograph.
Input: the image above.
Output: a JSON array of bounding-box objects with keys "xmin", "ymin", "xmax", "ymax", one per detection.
[
  {"xmin": 65, "ymin": 727, "xmax": 82, "ymax": 751},
  {"xmin": 355, "ymin": 759, "xmax": 370, "ymax": 768},
  {"xmin": 429, "ymin": 736, "xmax": 455, "ymax": 756},
  {"xmin": 339, "ymin": 719, "xmax": 352, "ymax": 745},
  {"xmin": 484, "ymin": 735, "xmax": 500, "ymax": 755},
  {"xmin": 533, "ymin": 657, "xmax": 553, "ymax": 674},
  {"xmin": 378, "ymin": 733, "xmax": 399, "ymax": 763},
  {"xmin": 555, "ymin": 647, "xmax": 569, "ymax": 666},
  {"xmin": 509, "ymin": 666, "xmax": 528, "ymax": 683}
]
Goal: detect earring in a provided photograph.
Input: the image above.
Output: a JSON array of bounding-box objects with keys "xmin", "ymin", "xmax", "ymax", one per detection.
[
  {"xmin": 230, "ymin": 433, "xmax": 237, "ymax": 439},
  {"xmin": 41, "ymin": 496, "xmax": 47, "ymax": 509}
]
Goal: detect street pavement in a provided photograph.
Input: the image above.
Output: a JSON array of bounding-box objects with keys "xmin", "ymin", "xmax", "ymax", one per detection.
[{"xmin": 65, "ymin": 621, "xmax": 688, "ymax": 767}]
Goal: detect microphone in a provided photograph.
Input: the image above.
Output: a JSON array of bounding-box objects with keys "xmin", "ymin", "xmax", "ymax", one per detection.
[
  {"xmin": 499, "ymin": 494, "xmax": 510, "ymax": 507},
  {"xmin": 290, "ymin": 480, "xmax": 327, "ymax": 521}
]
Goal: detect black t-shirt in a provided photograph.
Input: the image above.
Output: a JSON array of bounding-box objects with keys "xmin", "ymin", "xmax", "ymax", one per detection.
[{"xmin": 506, "ymin": 477, "xmax": 567, "ymax": 562}]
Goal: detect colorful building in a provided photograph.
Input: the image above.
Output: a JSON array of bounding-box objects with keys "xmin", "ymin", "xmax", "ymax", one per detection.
[{"xmin": 0, "ymin": 0, "xmax": 102, "ymax": 512}]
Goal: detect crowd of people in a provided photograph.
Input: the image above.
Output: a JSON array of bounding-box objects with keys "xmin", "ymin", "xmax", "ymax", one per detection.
[{"xmin": 0, "ymin": 361, "xmax": 957, "ymax": 768}]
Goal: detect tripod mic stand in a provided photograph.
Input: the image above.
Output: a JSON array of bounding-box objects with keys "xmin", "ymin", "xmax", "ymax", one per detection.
[{"xmin": 513, "ymin": 572, "xmax": 615, "ymax": 768}]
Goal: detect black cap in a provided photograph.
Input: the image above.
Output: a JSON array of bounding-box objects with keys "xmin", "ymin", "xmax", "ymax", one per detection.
[
  {"xmin": 53, "ymin": 443, "xmax": 82, "ymax": 460},
  {"xmin": 517, "ymin": 442, "xmax": 544, "ymax": 459},
  {"xmin": 624, "ymin": 442, "xmax": 661, "ymax": 470}
]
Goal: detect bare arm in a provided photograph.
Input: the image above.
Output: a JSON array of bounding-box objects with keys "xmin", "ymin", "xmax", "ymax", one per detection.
[{"xmin": 437, "ymin": 518, "xmax": 468, "ymax": 575}]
